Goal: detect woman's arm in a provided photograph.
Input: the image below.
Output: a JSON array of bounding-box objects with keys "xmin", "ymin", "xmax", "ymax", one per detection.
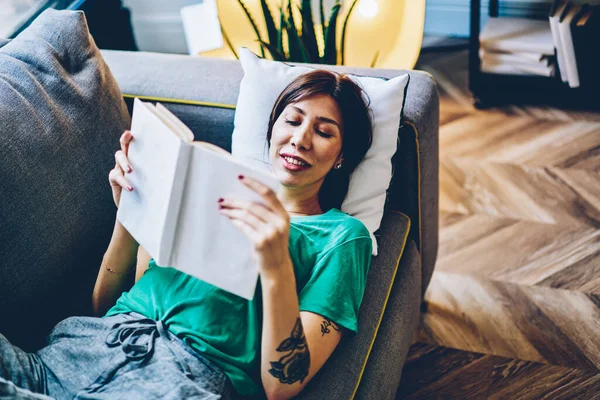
[
  {"xmin": 218, "ymin": 176, "xmax": 344, "ymax": 399},
  {"xmin": 91, "ymin": 219, "xmax": 139, "ymax": 316},
  {"xmin": 260, "ymin": 264, "xmax": 343, "ymax": 400}
]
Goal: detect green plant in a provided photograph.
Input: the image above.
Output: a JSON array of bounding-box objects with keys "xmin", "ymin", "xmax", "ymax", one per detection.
[{"xmin": 225, "ymin": 0, "xmax": 359, "ymax": 65}]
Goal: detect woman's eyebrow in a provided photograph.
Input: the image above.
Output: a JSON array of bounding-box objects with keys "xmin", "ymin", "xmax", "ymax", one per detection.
[{"xmin": 292, "ymin": 106, "xmax": 340, "ymax": 129}]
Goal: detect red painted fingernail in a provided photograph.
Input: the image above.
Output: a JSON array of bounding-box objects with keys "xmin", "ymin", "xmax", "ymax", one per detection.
[
  {"xmin": 127, "ymin": 186, "xmax": 133, "ymax": 191},
  {"xmin": 238, "ymin": 175, "xmax": 244, "ymax": 180},
  {"xmin": 218, "ymin": 198, "xmax": 224, "ymax": 203}
]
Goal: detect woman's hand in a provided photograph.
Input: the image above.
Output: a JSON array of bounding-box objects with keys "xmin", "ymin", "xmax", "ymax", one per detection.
[
  {"xmin": 218, "ymin": 175, "xmax": 292, "ymax": 277},
  {"xmin": 108, "ymin": 130, "xmax": 135, "ymax": 208}
]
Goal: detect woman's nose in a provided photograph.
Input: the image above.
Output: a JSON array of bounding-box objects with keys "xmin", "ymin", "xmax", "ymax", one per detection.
[{"xmin": 291, "ymin": 125, "xmax": 312, "ymax": 150}]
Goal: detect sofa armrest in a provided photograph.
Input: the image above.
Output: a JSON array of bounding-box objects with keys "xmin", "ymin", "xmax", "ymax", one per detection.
[{"xmin": 297, "ymin": 211, "xmax": 412, "ymax": 399}]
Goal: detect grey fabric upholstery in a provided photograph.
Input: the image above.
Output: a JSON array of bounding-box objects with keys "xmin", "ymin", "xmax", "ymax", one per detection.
[
  {"xmin": 0, "ymin": 10, "xmax": 130, "ymax": 350},
  {"xmin": 355, "ymin": 239, "xmax": 422, "ymax": 399},
  {"xmin": 297, "ymin": 212, "xmax": 411, "ymax": 399},
  {"xmin": 101, "ymin": 50, "xmax": 440, "ymax": 296}
]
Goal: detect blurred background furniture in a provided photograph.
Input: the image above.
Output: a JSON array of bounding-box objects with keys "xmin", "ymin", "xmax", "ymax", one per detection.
[
  {"xmin": 3, "ymin": 0, "xmax": 137, "ymax": 50},
  {"xmin": 469, "ymin": 0, "xmax": 598, "ymax": 110}
]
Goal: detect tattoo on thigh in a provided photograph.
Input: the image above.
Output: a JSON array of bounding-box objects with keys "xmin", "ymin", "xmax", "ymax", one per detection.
[
  {"xmin": 320, "ymin": 318, "xmax": 341, "ymax": 336},
  {"xmin": 268, "ymin": 318, "xmax": 310, "ymax": 385}
]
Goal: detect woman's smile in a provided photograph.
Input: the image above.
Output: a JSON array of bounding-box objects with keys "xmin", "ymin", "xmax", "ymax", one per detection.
[{"xmin": 280, "ymin": 154, "xmax": 311, "ymax": 171}]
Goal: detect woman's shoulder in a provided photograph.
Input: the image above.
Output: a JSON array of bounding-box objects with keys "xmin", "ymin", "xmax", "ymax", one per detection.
[
  {"xmin": 291, "ymin": 208, "xmax": 370, "ymax": 244},
  {"xmin": 327, "ymin": 208, "xmax": 370, "ymax": 239}
]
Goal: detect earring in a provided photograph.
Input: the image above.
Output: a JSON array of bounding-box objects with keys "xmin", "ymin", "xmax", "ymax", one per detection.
[{"xmin": 335, "ymin": 163, "xmax": 342, "ymax": 169}]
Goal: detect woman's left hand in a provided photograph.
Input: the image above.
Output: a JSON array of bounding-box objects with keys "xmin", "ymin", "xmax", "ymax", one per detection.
[{"xmin": 218, "ymin": 175, "xmax": 292, "ymax": 277}]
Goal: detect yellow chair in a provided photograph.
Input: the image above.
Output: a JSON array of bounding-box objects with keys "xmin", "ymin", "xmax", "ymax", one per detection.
[{"xmin": 202, "ymin": 0, "xmax": 425, "ymax": 70}]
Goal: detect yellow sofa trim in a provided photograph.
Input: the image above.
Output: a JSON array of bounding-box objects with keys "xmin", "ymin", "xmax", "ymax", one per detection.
[{"xmin": 122, "ymin": 94, "xmax": 237, "ymax": 110}]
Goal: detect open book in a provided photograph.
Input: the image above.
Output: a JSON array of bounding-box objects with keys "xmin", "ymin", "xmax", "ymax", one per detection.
[{"xmin": 117, "ymin": 98, "xmax": 280, "ymax": 299}]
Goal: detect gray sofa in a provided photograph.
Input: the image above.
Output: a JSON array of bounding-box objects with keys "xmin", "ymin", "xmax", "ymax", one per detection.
[
  {"xmin": 101, "ymin": 51, "xmax": 440, "ymax": 399},
  {"xmin": 0, "ymin": 10, "xmax": 438, "ymax": 395}
]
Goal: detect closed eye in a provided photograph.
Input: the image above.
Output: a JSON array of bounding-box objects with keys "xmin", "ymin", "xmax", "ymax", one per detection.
[
  {"xmin": 316, "ymin": 130, "xmax": 332, "ymax": 138},
  {"xmin": 285, "ymin": 119, "xmax": 301, "ymax": 126}
]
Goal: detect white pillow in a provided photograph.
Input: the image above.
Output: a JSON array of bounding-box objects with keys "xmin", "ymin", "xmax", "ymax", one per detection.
[{"xmin": 232, "ymin": 48, "xmax": 409, "ymax": 256}]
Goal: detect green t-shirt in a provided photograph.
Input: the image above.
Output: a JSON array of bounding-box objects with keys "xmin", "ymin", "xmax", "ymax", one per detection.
[{"xmin": 105, "ymin": 208, "xmax": 372, "ymax": 396}]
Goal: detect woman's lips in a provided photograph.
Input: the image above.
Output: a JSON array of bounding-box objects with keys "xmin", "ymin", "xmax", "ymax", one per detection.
[{"xmin": 281, "ymin": 155, "xmax": 310, "ymax": 171}]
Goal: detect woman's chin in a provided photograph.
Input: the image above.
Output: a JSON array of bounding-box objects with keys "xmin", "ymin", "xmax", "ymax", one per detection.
[{"xmin": 274, "ymin": 170, "xmax": 303, "ymax": 187}]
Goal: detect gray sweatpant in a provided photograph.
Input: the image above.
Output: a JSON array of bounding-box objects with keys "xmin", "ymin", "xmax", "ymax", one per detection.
[{"xmin": 0, "ymin": 313, "xmax": 234, "ymax": 399}]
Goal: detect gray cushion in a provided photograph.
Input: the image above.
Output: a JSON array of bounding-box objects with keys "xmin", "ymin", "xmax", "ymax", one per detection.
[
  {"xmin": 296, "ymin": 211, "xmax": 411, "ymax": 399},
  {"xmin": 0, "ymin": 9, "xmax": 130, "ymax": 350}
]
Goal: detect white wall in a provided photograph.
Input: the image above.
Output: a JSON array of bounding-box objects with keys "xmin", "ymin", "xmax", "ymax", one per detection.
[{"xmin": 123, "ymin": 0, "xmax": 198, "ymax": 53}]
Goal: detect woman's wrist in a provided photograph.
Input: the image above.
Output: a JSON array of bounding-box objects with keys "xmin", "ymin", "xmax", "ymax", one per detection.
[{"xmin": 259, "ymin": 259, "xmax": 295, "ymax": 287}]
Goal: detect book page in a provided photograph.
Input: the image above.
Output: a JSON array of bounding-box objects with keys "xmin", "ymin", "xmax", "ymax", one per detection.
[
  {"xmin": 154, "ymin": 103, "xmax": 195, "ymax": 143},
  {"xmin": 117, "ymin": 98, "xmax": 186, "ymax": 265},
  {"xmin": 170, "ymin": 144, "xmax": 280, "ymax": 300}
]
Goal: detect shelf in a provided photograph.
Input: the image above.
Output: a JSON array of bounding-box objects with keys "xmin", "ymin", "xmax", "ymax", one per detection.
[{"xmin": 469, "ymin": 0, "xmax": 599, "ymax": 110}]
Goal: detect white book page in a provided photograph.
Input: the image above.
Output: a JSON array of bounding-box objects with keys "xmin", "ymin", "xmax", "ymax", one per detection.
[
  {"xmin": 116, "ymin": 99, "xmax": 185, "ymax": 265},
  {"xmin": 154, "ymin": 103, "xmax": 195, "ymax": 143},
  {"xmin": 170, "ymin": 145, "xmax": 280, "ymax": 300}
]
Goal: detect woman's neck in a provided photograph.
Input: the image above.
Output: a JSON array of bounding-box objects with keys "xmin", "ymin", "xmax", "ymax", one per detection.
[{"xmin": 277, "ymin": 188, "xmax": 323, "ymax": 217}]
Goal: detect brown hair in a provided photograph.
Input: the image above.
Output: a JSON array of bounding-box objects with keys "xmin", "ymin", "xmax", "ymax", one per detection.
[{"xmin": 267, "ymin": 70, "xmax": 373, "ymax": 212}]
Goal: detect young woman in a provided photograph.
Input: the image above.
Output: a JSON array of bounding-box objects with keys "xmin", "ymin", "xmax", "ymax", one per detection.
[{"xmin": 0, "ymin": 70, "xmax": 373, "ymax": 400}]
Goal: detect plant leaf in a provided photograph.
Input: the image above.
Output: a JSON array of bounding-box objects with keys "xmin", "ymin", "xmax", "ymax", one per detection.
[
  {"xmin": 319, "ymin": 0, "xmax": 325, "ymax": 32},
  {"xmin": 277, "ymin": 5, "xmax": 286, "ymax": 57},
  {"xmin": 235, "ymin": 0, "xmax": 265, "ymax": 58},
  {"xmin": 370, "ymin": 50, "xmax": 380, "ymax": 68},
  {"xmin": 341, "ymin": 0, "xmax": 359, "ymax": 65},
  {"xmin": 258, "ymin": 39, "xmax": 286, "ymax": 61},
  {"xmin": 323, "ymin": 2, "xmax": 342, "ymax": 65},
  {"xmin": 319, "ymin": 0, "xmax": 326, "ymax": 58},
  {"xmin": 300, "ymin": 0, "xmax": 319, "ymax": 63},
  {"xmin": 285, "ymin": 1, "xmax": 309, "ymax": 62},
  {"xmin": 260, "ymin": 0, "xmax": 278, "ymax": 49}
]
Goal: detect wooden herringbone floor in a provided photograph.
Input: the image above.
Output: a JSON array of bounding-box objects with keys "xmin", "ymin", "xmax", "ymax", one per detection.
[{"xmin": 397, "ymin": 48, "xmax": 600, "ymax": 399}]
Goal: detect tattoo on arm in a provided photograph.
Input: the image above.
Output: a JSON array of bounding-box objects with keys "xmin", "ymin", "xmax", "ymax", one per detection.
[
  {"xmin": 268, "ymin": 318, "xmax": 311, "ymax": 385},
  {"xmin": 320, "ymin": 318, "xmax": 341, "ymax": 336}
]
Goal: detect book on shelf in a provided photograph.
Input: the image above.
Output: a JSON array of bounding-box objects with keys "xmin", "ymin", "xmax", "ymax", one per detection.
[
  {"xmin": 558, "ymin": 2, "xmax": 583, "ymax": 87},
  {"xmin": 480, "ymin": 17, "xmax": 555, "ymax": 55},
  {"xmin": 550, "ymin": 1, "xmax": 600, "ymax": 88},
  {"xmin": 481, "ymin": 58, "xmax": 555, "ymax": 77},
  {"xmin": 117, "ymin": 98, "xmax": 280, "ymax": 300},
  {"xmin": 549, "ymin": 0, "xmax": 570, "ymax": 82},
  {"xmin": 572, "ymin": 4, "xmax": 600, "ymax": 89},
  {"xmin": 479, "ymin": 17, "xmax": 556, "ymax": 77}
]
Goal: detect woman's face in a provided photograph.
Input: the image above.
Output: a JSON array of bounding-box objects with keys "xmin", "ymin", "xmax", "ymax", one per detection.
[{"xmin": 269, "ymin": 94, "xmax": 343, "ymax": 190}]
